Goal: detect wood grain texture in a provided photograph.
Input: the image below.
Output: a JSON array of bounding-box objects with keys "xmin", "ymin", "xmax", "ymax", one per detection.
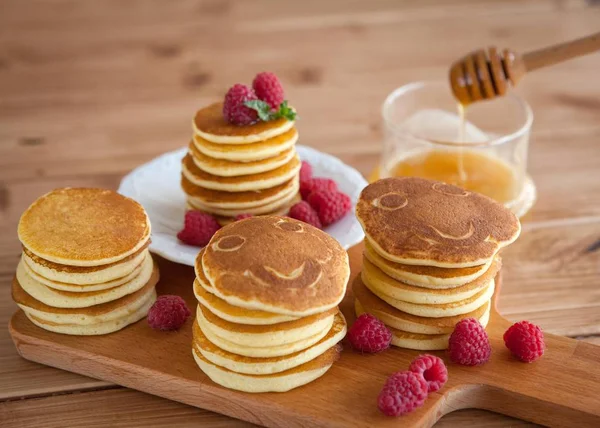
[
  {"xmin": 8, "ymin": 247, "xmax": 600, "ymax": 427},
  {"xmin": 2, "ymin": 0, "xmax": 600, "ymax": 426}
]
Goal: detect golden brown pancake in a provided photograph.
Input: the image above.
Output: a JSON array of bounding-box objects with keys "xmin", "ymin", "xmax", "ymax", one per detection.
[
  {"xmin": 18, "ymin": 188, "xmax": 151, "ymax": 266},
  {"xmin": 201, "ymin": 216, "xmax": 350, "ymax": 316},
  {"xmin": 182, "ymin": 176, "xmax": 297, "ymax": 209},
  {"xmin": 182, "ymin": 153, "xmax": 300, "ymax": 192},
  {"xmin": 356, "ymin": 177, "xmax": 521, "ymax": 267},
  {"xmin": 189, "ymin": 141, "xmax": 296, "ymax": 177},
  {"xmin": 12, "ymin": 265, "xmax": 159, "ymax": 317},
  {"xmin": 193, "ymin": 128, "xmax": 298, "ymax": 161},
  {"xmin": 360, "ymin": 256, "xmax": 500, "ymax": 304},
  {"xmin": 353, "ymin": 275, "xmax": 489, "ymax": 334},
  {"xmin": 193, "ymin": 102, "xmax": 293, "ymax": 142},
  {"xmin": 363, "ymin": 240, "xmax": 491, "ymax": 288}
]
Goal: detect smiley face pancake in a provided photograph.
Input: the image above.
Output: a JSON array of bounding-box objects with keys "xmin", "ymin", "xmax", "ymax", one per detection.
[
  {"xmin": 202, "ymin": 216, "xmax": 349, "ymax": 317},
  {"xmin": 356, "ymin": 177, "xmax": 521, "ymax": 268}
]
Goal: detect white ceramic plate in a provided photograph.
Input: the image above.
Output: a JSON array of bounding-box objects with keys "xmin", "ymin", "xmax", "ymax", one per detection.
[{"xmin": 118, "ymin": 146, "xmax": 368, "ymax": 266}]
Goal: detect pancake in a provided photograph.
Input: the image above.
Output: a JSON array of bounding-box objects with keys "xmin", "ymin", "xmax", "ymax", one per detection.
[
  {"xmin": 192, "ymin": 312, "xmax": 346, "ymax": 375},
  {"xmin": 363, "ymin": 273, "xmax": 495, "ymax": 318},
  {"xmin": 192, "ymin": 344, "xmax": 339, "ymax": 393},
  {"xmin": 187, "ymin": 185, "xmax": 299, "ymax": 217},
  {"xmin": 18, "ymin": 188, "xmax": 151, "ymax": 266},
  {"xmin": 361, "ymin": 256, "xmax": 500, "ymax": 305},
  {"xmin": 21, "ymin": 248, "xmax": 148, "ymax": 291},
  {"xmin": 195, "ymin": 258, "xmax": 299, "ymax": 325},
  {"xmin": 16, "ymin": 253, "xmax": 156, "ymax": 308},
  {"xmin": 193, "ymin": 102, "xmax": 295, "ymax": 144},
  {"xmin": 356, "ymin": 178, "xmax": 521, "ymax": 268},
  {"xmin": 364, "ymin": 240, "xmax": 492, "ymax": 288},
  {"xmin": 201, "ymin": 216, "xmax": 350, "ymax": 317},
  {"xmin": 24, "ymin": 294, "xmax": 155, "ymax": 336},
  {"xmin": 211, "ymin": 194, "xmax": 300, "ymax": 227},
  {"xmin": 182, "ymin": 176, "xmax": 298, "ymax": 210},
  {"xmin": 193, "ymin": 128, "xmax": 298, "ymax": 162},
  {"xmin": 189, "ymin": 142, "xmax": 296, "ymax": 177},
  {"xmin": 197, "ymin": 304, "xmax": 336, "ymax": 348},
  {"xmin": 182, "ymin": 153, "xmax": 300, "ymax": 192},
  {"xmin": 353, "ymin": 276, "xmax": 490, "ymax": 334},
  {"xmin": 13, "ymin": 273, "xmax": 157, "ymax": 325},
  {"xmin": 196, "ymin": 313, "xmax": 332, "ymax": 358},
  {"xmin": 22, "ymin": 254, "xmax": 145, "ymax": 292}
]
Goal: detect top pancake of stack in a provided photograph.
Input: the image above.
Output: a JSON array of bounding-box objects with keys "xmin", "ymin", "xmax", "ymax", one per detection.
[
  {"xmin": 198, "ymin": 216, "xmax": 350, "ymax": 317},
  {"xmin": 356, "ymin": 177, "xmax": 521, "ymax": 269},
  {"xmin": 182, "ymin": 103, "xmax": 301, "ymax": 222}
]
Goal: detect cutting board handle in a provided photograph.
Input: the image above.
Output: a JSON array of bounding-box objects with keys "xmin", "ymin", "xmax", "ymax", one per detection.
[{"xmin": 446, "ymin": 314, "xmax": 600, "ymax": 427}]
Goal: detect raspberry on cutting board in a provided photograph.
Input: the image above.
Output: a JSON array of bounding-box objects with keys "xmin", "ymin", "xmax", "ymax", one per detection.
[
  {"xmin": 504, "ymin": 321, "xmax": 545, "ymax": 362},
  {"xmin": 347, "ymin": 313, "xmax": 392, "ymax": 353},
  {"xmin": 378, "ymin": 371, "xmax": 428, "ymax": 417},
  {"xmin": 448, "ymin": 318, "xmax": 491, "ymax": 366},
  {"xmin": 147, "ymin": 295, "xmax": 191, "ymax": 331},
  {"xmin": 409, "ymin": 354, "xmax": 448, "ymax": 393}
]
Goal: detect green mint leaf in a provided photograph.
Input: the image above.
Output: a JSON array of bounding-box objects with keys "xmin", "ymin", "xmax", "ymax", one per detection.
[{"xmin": 244, "ymin": 100, "xmax": 273, "ymax": 122}]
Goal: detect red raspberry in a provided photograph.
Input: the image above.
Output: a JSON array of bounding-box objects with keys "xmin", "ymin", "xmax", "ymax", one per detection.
[
  {"xmin": 307, "ymin": 189, "xmax": 352, "ymax": 227},
  {"xmin": 234, "ymin": 214, "xmax": 253, "ymax": 221},
  {"xmin": 378, "ymin": 371, "xmax": 428, "ymax": 417},
  {"xmin": 147, "ymin": 295, "xmax": 191, "ymax": 331},
  {"xmin": 299, "ymin": 160, "xmax": 313, "ymax": 183},
  {"xmin": 252, "ymin": 72, "xmax": 284, "ymax": 110},
  {"xmin": 223, "ymin": 84, "xmax": 259, "ymax": 125},
  {"xmin": 503, "ymin": 321, "xmax": 545, "ymax": 362},
  {"xmin": 448, "ymin": 318, "xmax": 491, "ymax": 366},
  {"xmin": 409, "ymin": 354, "xmax": 448, "ymax": 393},
  {"xmin": 348, "ymin": 313, "xmax": 392, "ymax": 353},
  {"xmin": 177, "ymin": 210, "xmax": 221, "ymax": 247},
  {"xmin": 288, "ymin": 201, "xmax": 322, "ymax": 229},
  {"xmin": 300, "ymin": 177, "xmax": 338, "ymax": 200}
]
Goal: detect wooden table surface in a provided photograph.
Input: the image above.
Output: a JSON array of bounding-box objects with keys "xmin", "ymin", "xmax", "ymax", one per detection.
[{"xmin": 1, "ymin": 1, "xmax": 600, "ymax": 427}]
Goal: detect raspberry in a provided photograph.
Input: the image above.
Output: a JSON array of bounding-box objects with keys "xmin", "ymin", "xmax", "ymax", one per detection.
[
  {"xmin": 299, "ymin": 160, "xmax": 313, "ymax": 183},
  {"xmin": 252, "ymin": 72, "xmax": 284, "ymax": 110},
  {"xmin": 300, "ymin": 177, "xmax": 338, "ymax": 200},
  {"xmin": 223, "ymin": 84, "xmax": 259, "ymax": 125},
  {"xmin": 378, "ymin": 371, "xmax": 428, "ymax": 417},
  {"xmin": 147, "ymin": 295, "xmax": 191, "ymax": 331},
  {"xmin": 348, "ymin": 313, "xmax": 392, "ymax": 353},
  {"xmin": 503, "ymin": 321, "xmax": 545, "ymax": 362},
  {"xmin": 409, "ymin": 355, "xmax": 448, "ymax": 393},
  {"xmin": 307, "ymin": 189, "xmax": 352, "ymax": 227},
  {"xmin": 448, "ymin": 318, "xmax": 491, "ymax": 366},
  {"xmin": 234, "ymin": 214, "xmax": 253, "ymax": 221},
  {"xmin": 288, "ymin": 201, "xmax": 322, "ymax": 229},
  {"xmin": 177, "ymin": 210, "xmax": 221, "ymax": 247}
]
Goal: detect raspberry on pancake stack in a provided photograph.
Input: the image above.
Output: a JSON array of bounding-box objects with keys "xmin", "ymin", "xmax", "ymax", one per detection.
[
  {"xmin": 13, "ymin": 188, "xmax": 159, "ymax": 335},
  {"xmin": 191, "ymin": 216, "xmax": 349, "ymax": 392},
  {"xmin": 354, "ymin": 177, "xmax": 521, "ymax": 350},
  {"xmin": 181, "ymin": 73, "xmax": 301, "ymax": 226}
]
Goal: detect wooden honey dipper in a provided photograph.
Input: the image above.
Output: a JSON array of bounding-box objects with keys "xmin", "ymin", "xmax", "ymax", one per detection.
[{"xmin": 449, "ymin": 32, "xmax": 600, "ymax": 105}]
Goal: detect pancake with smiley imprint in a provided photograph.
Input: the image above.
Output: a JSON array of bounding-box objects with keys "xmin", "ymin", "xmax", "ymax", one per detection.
[
  {"xmin": 193, "ymin": 102, "xmax": 295, "ymax": 145},
  {"xmin": 192, "ymin": 312, "xmax": 346, "ymax": 375},
  {"xmin": 189, "ymin": 141, "xmax": 297, "ymax": 177},
  {"xmin": 353, "ymin": 276, "xmax": 490, "ymax": 334},
  {"xmin": 182, "ymin": 153, "xmax": 301, "ymax": 192},
  {"xmin": 361, "ymin": 256, "xmax": 501, "ymax": 305},
  {"xmin": 193, "ymin": 128, "xmax": 298, "ymax": 162},
  {"xmin": 356, "ymin": 177, "xmax": 521, "ymax": 268},
  {"xmin": 18, "ymin": 188, "xmax": 151, "ymax": 267},
  {"xmin": 201, "ymin": 216, "xmax": 350, "ymax": 317},
  {"xmin": 363, "ymin": 240, "xmax": 492, "ymax": 288}
]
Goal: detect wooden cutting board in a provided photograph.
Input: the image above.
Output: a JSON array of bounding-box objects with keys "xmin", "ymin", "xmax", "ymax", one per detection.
[{"xmin": 9, "ymin": 244, "xmax": 600, "ymax": 427}]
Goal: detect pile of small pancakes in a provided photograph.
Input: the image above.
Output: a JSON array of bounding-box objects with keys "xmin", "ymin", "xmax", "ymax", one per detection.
[
  {"xmin": 12, "ymin": 188, "xmax": 159, "ymax": 335},
  {"xmin": 181, "ymin": 102, "xmax": 301, "ymax": 225},
  {"xmin": 191, "ymin": 216, "xmax": 349, "ymax": 392},
  {"xmin": 354, "ymin": 177, "xmax": 521, "ymax": 350}
]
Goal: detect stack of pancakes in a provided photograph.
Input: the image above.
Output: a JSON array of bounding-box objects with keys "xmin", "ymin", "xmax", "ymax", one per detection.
[
  {"xmin": 191, "ymin": 216, "xmax": 349, "ymax": 392},
  {"xmin": 181, "ymin": 103, "xmax": 301, "ymax": 225},
  {"xmin": 12, "ymin": 188, "xmax": 159, "ymax": 335},
  {"xmin": 354, "ymin": 177, "xmax": 521, "ymax": 350}
]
